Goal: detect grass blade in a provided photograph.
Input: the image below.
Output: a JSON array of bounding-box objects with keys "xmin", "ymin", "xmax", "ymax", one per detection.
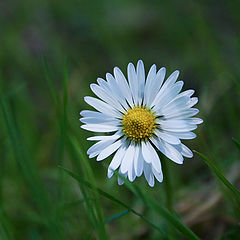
[
  {"xmin": 194, "ymin": 150, "xmax": 240, "ymax": 204},
  {"xmin": 56, "ymin": 59, "xmax": 69, "ymax": 222},
  {"xmin": 68, "ymin": 137, "xmax": 107, "ymax": 240},
  {"xmin": 104, "ymin": 210, "xmax": 130, "ymax": 224},
  {"xmin": 0, "ymin": 208, "xmax": 14, "ymax": 240},
  {"xmin": 65, "ymin": 136, "xmax": 101, "ymax": 235},
  {"xmin": 43, "ymin": 60, "xmax": 103, "ymax": 238},
  {"xmin": 0, "ymin": 85, "xmax": 63, "ymax": 240},
  {"xmin": 42, "ymin": 58, "xmax": 59, "ymax": 106},
  {"xmin": 232, "ymin": 138, "xmax": 240, "ymax": 151},
  {"xmin": 59, "ymin": 166, "xmax": 168, "ymax": 238}
]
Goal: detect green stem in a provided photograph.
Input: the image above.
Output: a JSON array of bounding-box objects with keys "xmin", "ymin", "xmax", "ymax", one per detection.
[
  {"xmin": 161, "ymin": 155, "xmax": 177, "ymax": 238},
  {"xmin": 161, "ymin": 155, "xmax": 173, "ymax": 212}
]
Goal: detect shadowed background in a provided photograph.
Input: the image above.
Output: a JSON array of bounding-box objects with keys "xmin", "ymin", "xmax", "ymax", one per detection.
[{"xmin": 0, "ymin": 0, "xmax": 240, "ymax": 239}]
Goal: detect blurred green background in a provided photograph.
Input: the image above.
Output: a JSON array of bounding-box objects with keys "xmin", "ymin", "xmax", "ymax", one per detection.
[{"xmin": 1, "ymin": 0, "xmax": 240, "ymax": 239}]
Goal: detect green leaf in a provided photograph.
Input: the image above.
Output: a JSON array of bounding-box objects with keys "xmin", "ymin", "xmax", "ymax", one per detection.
[
  {"xmin": 59, "ymin": 166, "xmax": 168, "ymax": 238},
  {"xmin": 232, "ymin": 138, "xmax": 240, "ymax": 151},
  {"xmin": 194, "ymin": 150, "xmax": 240, "ymax": 204}
]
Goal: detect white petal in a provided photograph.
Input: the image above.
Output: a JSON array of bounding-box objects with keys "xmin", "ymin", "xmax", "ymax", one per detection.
[
  {"xmin": 137, "ymin": 60, "xmax": 145, "ymax": 105},
  {"xmin": 141, "ymin": 141, "xmax": 151, "ymax": 164},
  {"xmin": 185, "ymin": 118, "xmax": 203, "ymax": 125},
  {"xmin": 162, "ymin": 142, "xmax": 183, "ymax": 164},
  {"xmin": 127, "ymin": 63, "xmax": 138, "ymax": 105},
  {"xmin": 117, "ymin": 172, "xmax": 127, "ymax": 185},
  {"xmin": 108, "ymin": 144, "xmax": 127, "ymax": 178},
  {"xmin": 143, "ymin": 64, "xmax": 157, "ymax": 105},
  {"xmin": 107, "ymin": 169, "xmax": 114, "ymax": 179},
  {"xmin": 157, "ymin": 70, "xmax": 177, "ymax": 92},
  {"xmin": 141, "ymin": 141, "xmax": 162, "ymax": 174},
  {"xmin": 80, "ymin": 110, "xmax": 102, "ymax": 118},
  {"xmin": 143, "ymin": 141, "xmax": 162, "ymax": 173},
  {"xmin": 152, "ymin": 167, "xmax": 163, "ymax": 183},
  {"xmin": 159, "ymin": 96, "xmax": 190, "ymax": 116},
  {"xmin": 163, "ymin": 97, "xmax": 199, "ymax": 117},
  {"xmin": 177, "ymin": 89, "xmax": 195, "ymax": 98},
  {"xmin": 143, "ymin": 162, "xmax": 155, "ymax": 187},
  {"xmin": 87, "ymin": 139, "xmax": 116, "ymax": 157},
  {"xmin": 155, "ymin": 129, "xmax": 181, "ymax": 145},
  {"xmin": 181, "ymin": 143, "xmax": 193, "ymax": 158},
  {"xmin": 145, "ymin": 67, "xmax": 165, "ymax": 106},
  {"xmin": 158, "ymin": 119, "xmax": 195, "ymax": 128},
  {"xmin": 160, "ymin": 125, "xmax": 197, "ymax": 132},
  {"xmin": 153, "ymin": 81, "xmax": 184, "ymax": 112},
  {"xmin": 90, "ymin": 83, "xmax": 125, "ymax": 113},
  {"xmin": 81, "ymin": 124, "xmax": 119, "ymax": 132},
  {"xmin": 149, "ymin": 175, "xmax": 155, "ymax": 187},
  {"xmin": 80, "ymin": 110, "xmax": 90, "ymax": 117},
  {"xmin": 120, "ymin": 143, "xmax": 135, "ymax": 174},
  {"xmin": 164, "ymin": 108, "xmax": 199, "ymax": 119},
  {"xmin": 80, "ymin": 110, "xmax": 117, "ymax": 120},
  {"xmin": 105, "ymin": 73, "xmax": 130, "ymax": 110},
  {"xmin": 151, "ymin": 138, "xmax": 183, "ymax": 164},
  {"xmin": 84, "ymin": 96, "xmax": 121, "ymax": 118},
  {"xmin": 188, "ymin": 97, "xmax": 198, "ymax": 108},
  {"xmin": 89, "ymin": 152, "xmax": 99, "ymax": 159},
  {"xmin": 113, "ymin": 67, "xmax": 134, "ymax": 108},
  {"xmin": 97, "ymin": 139, "xmax": 122, "ymax": 161},
  {"xmin": 80, "ymin": 117, "xmax": 120, "ymax": 125},
  {"xmin": 158, "ymin": 119, "xmax": 197, "ymax": 132},
  {"xmin": 134, "ymin": 144, "xmax": 144, "ymax": 177},
  {"xmin": 97, "ymin": 77, "xmax": 108, "ymax": 88},
  {"xmin": 165, "ymin": 131, "xmax": 196, "ymax": 140},
  {"xmin": 128, "ymin": 157, "xmax": 136, "ymax": 182},
  {"xmin": 151, "ymin": 70, "xmax": 179, "ymax": 107},
  {"xmin": 97, "ymin": 77, "xmax": 128, "ymax": 111},
  {"xmin": 87, "ymin": 134, "xmax": 121, "ymax": 141},
  {"xmin": 163, "ymin": 70, "xmax": 180, "ymax": 89}
]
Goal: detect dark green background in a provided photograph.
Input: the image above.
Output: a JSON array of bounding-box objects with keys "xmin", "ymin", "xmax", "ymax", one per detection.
[{"xmin": 1, "ymin": 0, "xmax": 240, "ymax": 239}]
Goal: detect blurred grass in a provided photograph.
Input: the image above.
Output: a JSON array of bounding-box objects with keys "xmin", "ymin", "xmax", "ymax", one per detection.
[
  {"xmin": 194, "ymin": 151, "xmax": 240, "ymax": 214},
  {"xmin": 1, "ymin": 0, "xmax": 240, "ymax": 239}
]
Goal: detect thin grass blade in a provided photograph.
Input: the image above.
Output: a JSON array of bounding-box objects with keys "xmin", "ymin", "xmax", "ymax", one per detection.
[
  {"xmin": 232, "ymin": 138, "xmax": 240, "ymax": 151},
  {"xmin": 43, "ymin": 60, "xmax": 102, "ymax": 237},
  {"xmin": 59, "ymin": 166, "xmax": 168, "ymax": 238},
  {"xmin": 117, "ymin": 174, "xmax": 200, "ymax": 240},
  {"xmin": 194, "ymin": 150, "xmax": 240, "ymax": 204},
  {"xmin": 0, "ymin": 208, "xmax": 14, "ymax": 240},
  {"xmin": 68, "ymin": 136, "xmax": 107, "ymax": 240},
  {"xmin": 0, "ymin": 84, "xmax": 63, "ymax": 240},
  {"xmin": 104, "ymin": 210, "xmax": 130, "ymax": 224}
]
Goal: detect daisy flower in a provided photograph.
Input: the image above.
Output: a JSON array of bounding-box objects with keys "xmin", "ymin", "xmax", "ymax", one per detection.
[{"xmin": 80, "ymin": 60, "xmax": 202, "ymax": 187}]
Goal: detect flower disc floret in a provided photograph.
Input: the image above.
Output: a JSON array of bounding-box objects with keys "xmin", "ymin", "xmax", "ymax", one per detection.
[{"xmin": 121, "ymin": 106, "xmax": 156, "ymax": 142}]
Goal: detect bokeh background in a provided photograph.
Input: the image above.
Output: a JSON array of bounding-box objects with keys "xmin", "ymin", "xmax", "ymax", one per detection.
[{"xmin": 1, "ymin": 0, "xmax": 240, "ymax": 239}]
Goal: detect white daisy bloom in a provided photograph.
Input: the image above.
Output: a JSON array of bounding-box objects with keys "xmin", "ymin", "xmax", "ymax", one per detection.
[{"xmin": 80, "ymin": 60, "xmax": 203, "ymax": 187}]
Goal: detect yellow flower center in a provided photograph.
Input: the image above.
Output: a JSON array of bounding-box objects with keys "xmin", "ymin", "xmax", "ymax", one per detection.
[{"xmin": 121, "ymin": 106, "xmax": 157, "ymax": 142}]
